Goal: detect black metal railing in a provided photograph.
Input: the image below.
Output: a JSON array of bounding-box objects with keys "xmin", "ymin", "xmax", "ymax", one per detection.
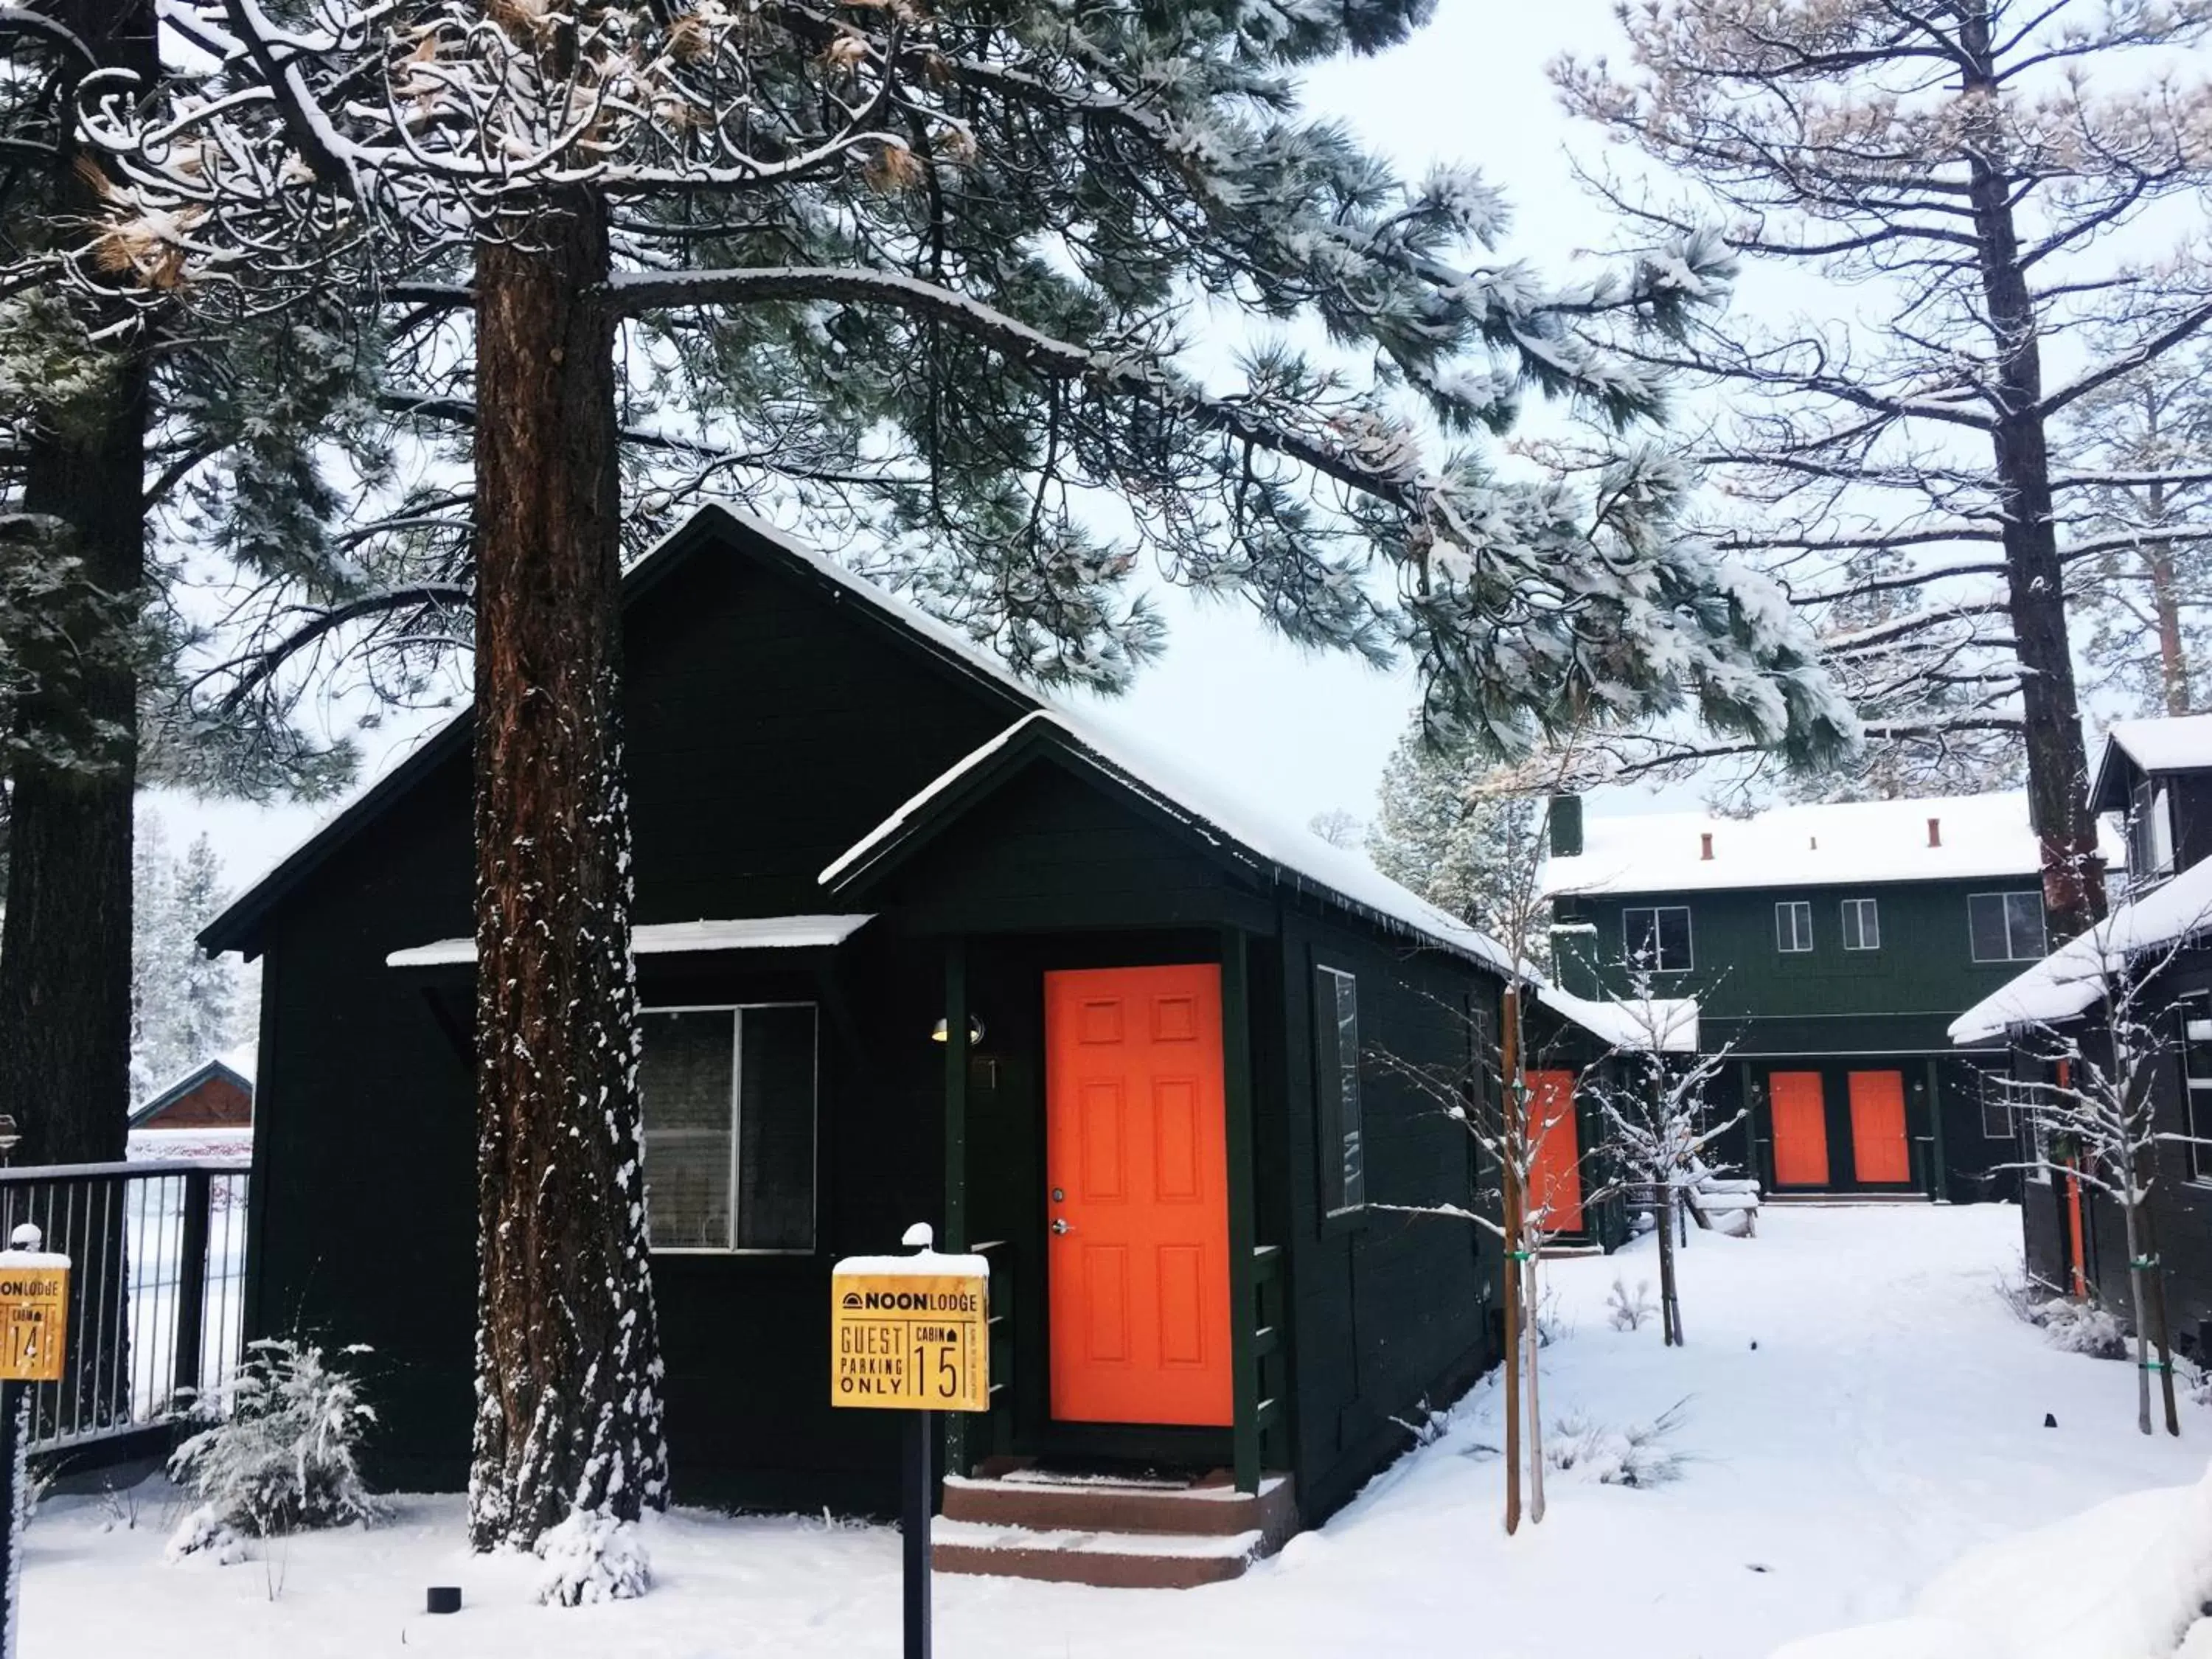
[{"xmin": 0, "ymin": 1160, "xmax": 249, "ymax": 1453}]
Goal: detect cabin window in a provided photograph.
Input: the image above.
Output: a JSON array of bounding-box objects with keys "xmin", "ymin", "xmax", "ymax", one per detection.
[
  {"xmin": 1313, "ymin": 966, "xmax": 1366, "ymax": 1214},
  {"xmin": 1978, "ymin": 1074, "xmax": 2011, "ymax": 1141},
  {"xmin": 1622, "ymin": 906, "xmax": 1693, "ymax": 973},
  {"xmin": 1969, "ymin": 892, "xmax": 2046, "ymax": 964},
  {"xmin": 2151, "ymin": 785, "xmax": 2178, "ymax": 875},
  {"xmin": 1775, "ymin": 901, "xmax": 1813, "ymax": 953},
  {"xmin": 638, "ymin": 1004, "xmax": 818, "ymax": 1253},
  {"xmin": 1840, "ymin": 897, "xmax": 1880, "ymax": 952},
  {"xmin": 2184, "ymin": 1013, "xmax": 2212, "ymax": 1184}
]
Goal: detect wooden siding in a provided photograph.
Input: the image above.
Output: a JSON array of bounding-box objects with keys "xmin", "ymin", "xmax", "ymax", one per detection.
[{"xmin": 138, "ymin": 1073, "xmax": 251, "ymax": 1130}]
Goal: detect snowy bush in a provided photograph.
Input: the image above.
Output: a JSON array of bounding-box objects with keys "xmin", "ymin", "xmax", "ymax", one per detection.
[
  {"xmin": 535, "ymin": 1509, "xmax": 652, "ymax": 1606},
  {"xmin": 1999, "ymin": 1276, "xmax": 2129, "ymax": 1360},
  {"xmin": 1544, "ymin": 1404, "xmax": 1688, "ymax": 1488},
  {"xmin": 1606, "ymin": 1276, "xmax": 1657, "ymax": 1332},
  {"xmin": 1533, "ymin": 1286, "xmax": 1570, "ymax": 1347},
  {"xmin": 165, "ymin": 1338, "xmax": 377, "ymax": 1561}
]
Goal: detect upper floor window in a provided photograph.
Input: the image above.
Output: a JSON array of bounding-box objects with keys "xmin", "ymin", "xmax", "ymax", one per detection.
[
  {"xmin": 1313, "ymin": 966, "xmax": 1366, "ymax": 1214},
  {"xmin": 1969, "ymin": 891, "xmax": 2046, "ymax": 964},
  {"xmin": 1623, "ymin": 905, "xmax": 1693, "ymax": 973},
  {"xmin": 2152, "ymin": 785, "xmax": 2177, "ymax": 875},
  {"xmin": 1840, "ymin": 897, "xmax": 1880, "ymax": 951},
  {"xmin": 639, "ymin": 1003, "xmax": 818, "ymax": 1253},
  {"xmin": 1775, "ymin": 900, "xmax": 1813, "ymax": 953}
]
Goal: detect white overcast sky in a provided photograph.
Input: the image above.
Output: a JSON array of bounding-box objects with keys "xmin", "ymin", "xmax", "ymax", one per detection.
[{"xmin": 145, "ymin": 0, "xmax": 1697, "ymax": 895}]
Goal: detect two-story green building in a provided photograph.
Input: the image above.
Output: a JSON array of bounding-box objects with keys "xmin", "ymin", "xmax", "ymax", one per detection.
[{"xmin": 1544, "ymin": 793, "xmax": 2067, "ymax": 1201}]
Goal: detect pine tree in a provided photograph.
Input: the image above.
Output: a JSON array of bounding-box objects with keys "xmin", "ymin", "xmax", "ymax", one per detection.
[
  {"xmin": 1557, "ymin": 0, "xmax": 2212, "ymax": 936},
  {"xmin": 79, "ymin": 1, "xmax": 1859, "ymax": 1578},
  {"xmin": 1366, "ymin": 722, "xmax": 1549, "ymax": 949},
  {"xmin": 128, "ymin": 813, "xmax": 244, "ymax": 1102},
  {"xmin": 2053, "ymin": 339, "xmax": 2212, "ymax": 720}
]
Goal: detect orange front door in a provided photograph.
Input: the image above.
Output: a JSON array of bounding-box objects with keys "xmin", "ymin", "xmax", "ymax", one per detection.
[
  {"xmin": 1770, "ymin": 1071, "xmax": 1830, "ymax": 1187},
  {"xmin": 1045, "ymin": 964, "xmax": 1232, "ymax": 1427},
  {"xmin": 1847, "ymin": 1070, "xmax": 1911, "ymax": 1184},
  {"xmin": 1528, "ymin": 1069, "xmax": 1585, "ymax": 1234}
]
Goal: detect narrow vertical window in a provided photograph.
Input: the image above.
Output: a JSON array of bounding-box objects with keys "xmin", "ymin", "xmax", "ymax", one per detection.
[
  {"xmin": 2152, "ymin": 785, "xmax": 2177, "ymax": 874},
  {"xmin": 2184, "ymin": 1013, "xmax": 2212, "ymax": 1184},
  {"xmin": 1841, "ymin": 898, "xmax": 1880, "ymax": 951},
  {"xmin": 1775, "ymin": 901, "xmax": 1812, "ymax": 953},
  {"xmin": 1314, "ymin": 966, "xmax": 1365, "ymax": 1214}
]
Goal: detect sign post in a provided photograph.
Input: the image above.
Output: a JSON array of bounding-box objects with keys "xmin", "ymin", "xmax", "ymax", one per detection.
[
  {"xmin": 0, "ymin": 1224, "xmax": 68, "ymax": 1659},
  {"xmin": 831, "ymin": 1222, "xmax": 989, "ymax": 1659}
]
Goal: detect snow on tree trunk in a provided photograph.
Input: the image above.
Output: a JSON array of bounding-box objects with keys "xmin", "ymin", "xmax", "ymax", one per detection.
[
  {"xmin": 465, "ymin": 188, "xmax": 667, "ymax": 1571},
  {"xmin": 2119, "ymin": 1178, "xmax": 2153, "ymax": 1437}
]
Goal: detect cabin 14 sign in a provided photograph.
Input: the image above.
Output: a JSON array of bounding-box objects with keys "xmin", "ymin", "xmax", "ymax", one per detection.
[{"xmin": 831, "ymin": 1237, "xmax": 990, "ymax": 1414}]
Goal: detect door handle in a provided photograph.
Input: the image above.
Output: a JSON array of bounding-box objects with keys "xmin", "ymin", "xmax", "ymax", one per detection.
[{"xmin": 1051, "ymin": 1218, "xmax": 1071, "ymax": 1235}]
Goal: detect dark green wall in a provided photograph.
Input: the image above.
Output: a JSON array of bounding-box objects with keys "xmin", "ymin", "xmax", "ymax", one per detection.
[{"xmin": 1556, "ymin": 877, "xmax": 2046, "ymax": 1057}]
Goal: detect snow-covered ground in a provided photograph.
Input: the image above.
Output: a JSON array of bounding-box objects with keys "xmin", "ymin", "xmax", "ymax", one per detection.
[{"xmin": 22, "ymin": 1205, "xmax": 2208, "ymax": 1658}]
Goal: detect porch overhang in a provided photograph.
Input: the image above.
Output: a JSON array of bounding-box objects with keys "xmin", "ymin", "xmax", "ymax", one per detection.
[{"xmin": 383, "ymin": 914, "xmax": 877, "ymax": 969}]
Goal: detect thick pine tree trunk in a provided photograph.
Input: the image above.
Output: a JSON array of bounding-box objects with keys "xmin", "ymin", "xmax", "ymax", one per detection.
[
  {"xmin": 1959, "ymin": 4, "xmax": 2104, "ymax": 942},
  {"xmin": 465, "ymin": 187, "xmax": 668, "ymax": 1561},
  {"xmin": 0, "ymin": 0, "xmax": 155, "ymax": 1435}
]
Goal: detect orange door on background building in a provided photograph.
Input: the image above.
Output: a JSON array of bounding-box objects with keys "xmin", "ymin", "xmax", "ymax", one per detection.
[
  {"xmin": 1770, "ymin": 1071, "xmax": 1830, "ymax": 1187},
  {"xmin": 1527, "ymin": 1069, "xmax": 1585, "ymax": 1233},
  {"xmin": 1045, "ymin": 964, "xmax": 1232, "ymax": 1427},
  {"xmin": 1847, "ymin": 1070, "xmax": 1912, "ymax": 1184}
]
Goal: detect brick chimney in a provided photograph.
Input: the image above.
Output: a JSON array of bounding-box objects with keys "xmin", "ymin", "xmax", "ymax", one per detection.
[
  {"xmin": 1700, "ymin": 832, "xmax": 1714, "ymax": 861},
  {"xmin": 1927, "ymin": 816, "xmax": 1941, "ymax": 848}
]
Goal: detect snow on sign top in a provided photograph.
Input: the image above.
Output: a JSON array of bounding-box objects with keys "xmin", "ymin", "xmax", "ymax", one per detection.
[
  {"xmin": 1950, "ymin": 856, "xmax": 2212, "ymax": 1043},
  {"xmin": 2100, "ymin": 714, "xmax": 2212, "ymax": 776},
  {"xmin": 1543, "ymin": 792, "xmax": 2051, "ymax": 899},
  {"xmin": 385, "ymin": 914, "xmax": 875, "ymax": 969}
]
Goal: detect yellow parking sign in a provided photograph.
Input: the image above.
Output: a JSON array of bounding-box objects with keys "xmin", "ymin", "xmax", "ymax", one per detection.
[
  {"xmin": 0, "ymin": 1253, "xmax": 68, "ymax": 1384},
  {"xmin": 832, "ymin": 1256, "xmax": 989, "ymax": 1413}
]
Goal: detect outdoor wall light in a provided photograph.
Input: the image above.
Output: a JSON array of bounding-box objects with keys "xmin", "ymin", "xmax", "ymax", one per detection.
[{"xmin": 931, "ymin": 1015, "xmax": 987, "ymax": 1046}]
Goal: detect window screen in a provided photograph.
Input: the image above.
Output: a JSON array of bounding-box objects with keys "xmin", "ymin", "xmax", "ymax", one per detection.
[
  {"xmin": 640, "ymin": 1004, "xmax": 817, "ymax": 1251},
  {"xmin": 1969, "ymin": 892, "xmax": 2046, "ymax": 963},
  {"xmin": 1775, "ymin": 901, "xmax": 1813, "ymax": 953},
  {"xmin": 1623, "ymin": 906, "xmax": 1693, "ymax": 973},
  {"xmin": 1978, "ymin": 1074, "xmax": 2011, "ymax": 1141},
  {"xmin": 1314, "ymin": 967, "xmax": 1366, "ymax": 1214},
  {"xmin": 1841, "ymin": 898, "xmax": 1880, "ymax": 951}
]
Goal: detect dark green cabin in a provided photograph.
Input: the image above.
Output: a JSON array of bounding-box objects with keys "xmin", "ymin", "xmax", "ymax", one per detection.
[
  {"xmin": 1546, "ymin": 794, "xmax": 2056, "ymax": 1201},
  {"xmin": 202, "ymin": 505, "xmax": 1624, "ymax": 1534},
  {"xmin": 1966, "ymin": 716, "xmax": 2212, "ymax": 1348}
]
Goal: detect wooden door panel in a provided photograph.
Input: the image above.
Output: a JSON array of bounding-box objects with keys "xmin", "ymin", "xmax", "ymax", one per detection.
[
  {"xmin": 1046, "ymin": 964, "xmax": 1231, "ymax": 1427},
  {"xmin": 1527, "ymin": 1069, "xmax": 1585, "ymax": 1233},
  {"xmin": 1770, "ymin": 1071, "xmax": 1830, "ymax": 1187},
  {"xmin": 1848, "ymin": 1070, "xmax": 1912, "ymax": 1185}
]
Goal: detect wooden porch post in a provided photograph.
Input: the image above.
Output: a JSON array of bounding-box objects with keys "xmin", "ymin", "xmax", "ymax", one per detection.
[
  {"xmin": 943, "ymin": 939, "xmax": 970, "ymax": 1480},
  {"xmin": 1922, "ymin": 1057, "xmax": 1950, "ymax": 1203},
  {"xmin": 1221, "ymin": 928, "xmax": 1262, "ymax": 1495}
]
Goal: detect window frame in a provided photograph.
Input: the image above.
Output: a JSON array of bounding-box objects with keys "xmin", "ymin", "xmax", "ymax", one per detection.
[
  {"xmin": 1774, "ymin": 900, "xmax": 1813, "ymax": 954},
  {"xmin": 1968, "ymin": 891, "xmax": 2046, "ymax": 964},
  {"xmin": 1313, "ymin": 964, "xmax": 1367, "ymax": 1218},
  {"xmin": 2183, "ymin": 1008, "xmax": 2212, "ymax": 1186},
  {"xmin": 1840, "ymin": 897, "xmax": 1881, "ymax": 953},
  {"xmin": 638, "ymin": 999, "xmax": 821, "ymax": 1257},
  {"xmin": 1622, "ymin": 905, "xmax": 1694, "ymax": 974},
  {"xmin": 1977, "ymin": 1073, "xmax": 2011, "ymax": 1141}
]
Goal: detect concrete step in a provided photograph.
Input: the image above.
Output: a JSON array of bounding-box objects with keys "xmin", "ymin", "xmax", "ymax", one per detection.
[
  {"xmin": 935, "ymin": 1464, "xmax": 1298, "ymax": 1587},
  {"xmin": 933, "ymin": 1518, "xmax": 1267, "ymax": 1589},
  {"xmin": 1764, "ymin": 1192, "xmax": 1933, "ymax": 1206}
]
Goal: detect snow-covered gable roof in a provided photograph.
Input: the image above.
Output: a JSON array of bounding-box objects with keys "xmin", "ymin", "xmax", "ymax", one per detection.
[
  {"xmin": 1949, "ymin": 858, "xmax": 2212, "ymax": 1043},
  {"xmin": 387, "ymin": 914, "xmax": 875, "ymax": 969},
  {"xmin": 821, "ymin": 709, "xmax": 1523, "ymax": 978},
  {"xmin": 129, "ymin": 1048, "xmax": 256, "ymax": 1130},
  {"xmin": 1543, "ymin": 792, "xmax": 2053, "ymax": 899},
  {"xmin": 1535, "ymin": 987, "xmax": 1700, "ymax": 1053},
  {"xmin": 2090, "ymin": 714, "xmax": 2212, "ymax": 813}
]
